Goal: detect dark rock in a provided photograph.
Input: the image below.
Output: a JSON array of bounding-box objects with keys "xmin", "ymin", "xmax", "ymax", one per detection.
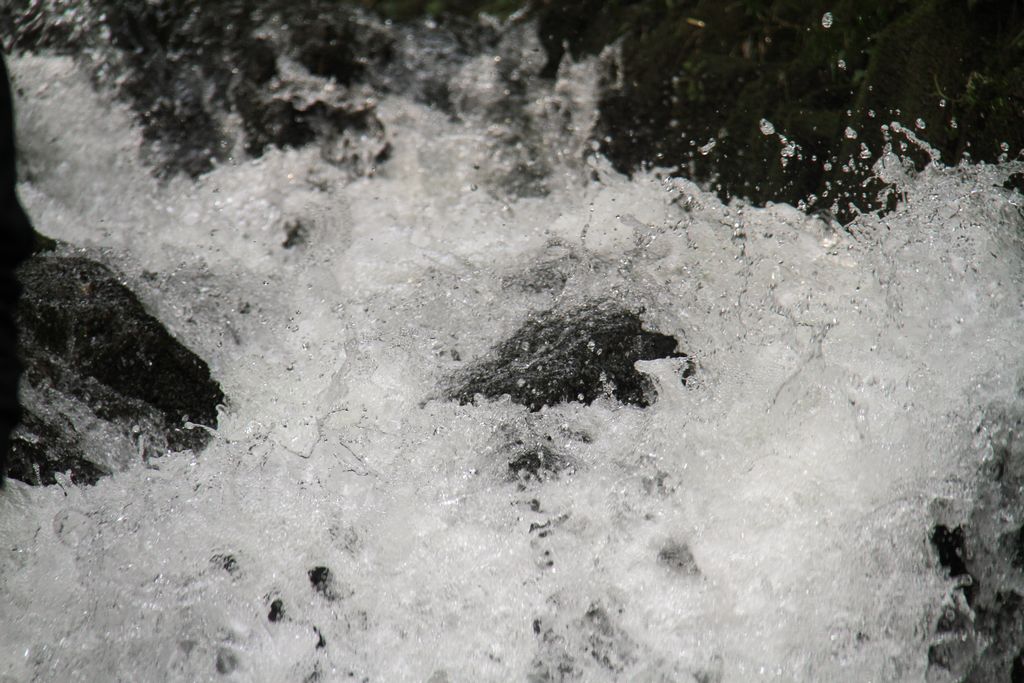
[
  {"xmin": 581, "ymin": 605, "xmax": 636, "ymax": 674},
  {"xmin": 530, "ymin": 603, "xmax": 637, "ymax": 681},
  {"xmin": 1005, "ymin": 172, "xmax": 1024, "ymax": 195},
  {"xmin": 313, "ymin": 626, "xmax": 326, "ymax": 649},
  {"xmin": 18, "ymin": 256, "xmax": 223, "ymax": 445},
  {"xmin": 533, "ymin": 0, "xmax": 1024, "ymax": 221},
  {"xmin": 215, "ymin": 648, "xmax": 238, "ymax": 675},
  {"xmin": 936, "ymin": 604, "xmax": 972, "ymax": 635},
  {"xmin": 444, "ymin": 301, "xmax": 691, "ymax": 412},
  {"xmin": 7, "ymin": 407, "xmax": 108, "ymax": 486},
  {"xmin": 308, "ymin": 565, "xmax": 337, "ymax": 600},
  {"xmin": 1008, "ymin": 524, "xmax": 1024, "ymax": 569},
  {"xmin": 502, "ymin": 254, "xmax": 580, "ymax": 295},
  {"xmin": 212, "ymin": 553, "xmax": 239, "ymax": 575},
  {"xmin": 508, "ymin": 443, "xmax": 570, "ymax": 482},
  {"xmin": 931, "ymin": 525, "xmax": 970, "ymax": 580},
  {"xmin": 657, "ymin": 541, "xmax": 699, "ymax": 575},
  {"xmin": 292, "ymin": 16, "xmax": 371, "ymax": 84},
  {"xmin": 8, "ymin": 255, "xmax": 223, "ymax": 485},
  {"xmin": 925, "ymin": 401, "xmax": 1024, "ymax": 681},
  {"xmin": 268, "ymin": 598, "xmax": 285, "ymax": 623},
  {"xmin": 3, "ymin": 0, "xmax": 392, "ymax": 178},
  {"xmin": 282, "ymin": 219, "xmax": 307, "ymax": 249}
]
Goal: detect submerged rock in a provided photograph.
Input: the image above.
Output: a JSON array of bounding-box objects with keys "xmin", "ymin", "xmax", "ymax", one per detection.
[
  {"xmin": 308, "ymin": 565, "xmax": 340, "ymax": 601},
  {"xmin": 9, "ymin": 255, "xmax": 223, "ymax": 485},
  {"xmin": 508, "ymin": 443, "xmax": 570, "ymax": 482},
  {"xmin": 657, "ymin": 540, "xmax": 700, "ymax": 576},
  {"xmin": 268, "ymin": 598, "xmax": 285, "ymax": 623},
  {"xmin": 444, "ymin": 301, "xmax": 691, "ymax": 412},
  {"xmin": 926, "ymin": 401, "xmax": 1024, "ymax": 681},
  {"xmin": 6, "ymin": 405, "xmax": 108, "ymax": 486},
  {"xmin": 530, "ymin": 602, "xmax": 638, "ymax": 681}
]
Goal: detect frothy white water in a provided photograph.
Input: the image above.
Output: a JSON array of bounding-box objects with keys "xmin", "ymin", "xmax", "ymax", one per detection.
[{"xmin": 2, "ymin": 46, "xmax": 1024, "ymax": 683}]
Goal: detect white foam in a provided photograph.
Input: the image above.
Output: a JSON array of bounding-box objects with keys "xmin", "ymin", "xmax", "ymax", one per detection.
[{"xmin": 2, "ymin": 47, "xmax": 1024, "ymax": 682}]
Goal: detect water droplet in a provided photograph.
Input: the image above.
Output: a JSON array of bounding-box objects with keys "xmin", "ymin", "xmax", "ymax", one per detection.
[
  {"xmin": 759, "ymin": 119, "xmax": 775, "ymax": 136},
  {"xmin": 821, "ymin": 12, "xmax": 834, "ymax": 28},
  {"xmin": 698, "ymin": 139, "xmax": 717, "ymax": 156},
  {"xmin": 844, "ymin": 127, "xmax": 858, "ymax": 140},
  {"xmin": 915, "ymin": 118, "xmax": 926, "ymax": 130},
  {"xmin": 837, "ymin": 59, "xmax": 846, "ymax": 70},
  {"xmin": 1000, "ymin": 141, "xmax": 1010, "ymax": 152}
]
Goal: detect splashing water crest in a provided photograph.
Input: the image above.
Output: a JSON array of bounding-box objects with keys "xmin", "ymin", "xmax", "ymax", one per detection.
[{"xmin": 1, "ymin": 16, "xmax": 1024, "ymax": 683}]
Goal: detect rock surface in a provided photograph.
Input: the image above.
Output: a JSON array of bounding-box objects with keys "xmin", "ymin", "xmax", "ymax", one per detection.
[
  {"xmin": 532, "ymin": 0, "xmax": 1024, "ymax": 220},
  {"xmin": 444, "ymin": 301, "xmax": 691, "ymax": 412},
  {"xmin": 9, "ymin": 255, "xmax": 223, "ymax": 485},
  {"xmin": 312, "ymin": 0, "xmax": 1024, "ymax": 220},
  {"xmin": 2, "ymin": 0, "xmax": 392, "ymax": 178},
  {"xmin": 927, "ymin": 399, "xmax": 1024, "ymax": 682}
]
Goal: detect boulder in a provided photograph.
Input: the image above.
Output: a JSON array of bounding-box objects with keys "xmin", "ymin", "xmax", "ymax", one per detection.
[
  {"xmin": 9, "ymin": 255, "xmax": 223, "ymax": 485},
  {"xmin": 444, "ymin": 301, "xmax": 691, "ymax": 412}
]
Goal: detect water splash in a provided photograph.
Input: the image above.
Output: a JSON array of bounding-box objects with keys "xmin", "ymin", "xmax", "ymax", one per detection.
[{"xmin": 2, "ymin": 15, "xmax": 1024, "ymax": 683}]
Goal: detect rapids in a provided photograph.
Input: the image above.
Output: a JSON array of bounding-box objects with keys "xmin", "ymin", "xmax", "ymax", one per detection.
[{"xmin": 2, "ymin": 13, "xmax": 1024, "ymax": 683}]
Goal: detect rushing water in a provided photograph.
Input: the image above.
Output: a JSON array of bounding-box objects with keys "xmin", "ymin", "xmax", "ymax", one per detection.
[{"xmin": 2, "ymin": 12, "xmax": 1024, "ymax": 683}]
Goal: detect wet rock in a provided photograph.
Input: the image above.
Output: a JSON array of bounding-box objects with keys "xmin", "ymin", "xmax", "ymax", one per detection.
[
  {"xmin": 9, "ymin": 255, "xmax": 223, "ymax": 485},
  {"xmin": 215, "ymin": 648, "xmax": 238, "ymax": 675},
  {"xmin": 425, "ymin": 670, "xmax": 451, "ymax": 683},
  {"xmin": 580, "ymin": 605, "xmax": 637, "ymax": 674},
  {"xmin": 3, "ymin": 0, "xmax": 392, "ymax": 178},
  {"xmin": 533, "ymin": 0, "xmax": 1024, "ymax": 221},
  {"xmin": 508, "ymin": 443, "xmax": 571, "ymax": 483},
  {"xmin": 502, "ymin": 253, "xmax": 580, "ymax": 295},
  {"xmin": 926, "ymin": 401, "xmax": 1024, "ymax": 681},
  {"xmin": 292, "ymin": 14, "xmax": 375, "ymax": 84},
  {"xmin": 444, "ymin": 301, "xmax": 691, "ymax": 412},
  {"xmin": 268, "ymin": 598, "xmax": 285, "ymax": 623},
  {"xmin": 281, "ymin": 219, "xmax": 307, "ymax": 249},
  {"xmin": 308, "ymin": 565, "xmax": 338, "ymax": 600},
  {"xmin": 211, "ymin": 553, "xmax": 240, "ymax": 576},
  {"xmin": 7, "ymin": 407, "xmax": 108, "ymax": 486},
  {"xmin": 931, "ymin": 525, "xmax": 970, "ymax": 578},
  {"xmin": 530, "ymin": 602, "xmax": 638, "ymax": 681},
  {"xmin": 657, "ymin": 541, "xmax": 699, "ymax": 576}
]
